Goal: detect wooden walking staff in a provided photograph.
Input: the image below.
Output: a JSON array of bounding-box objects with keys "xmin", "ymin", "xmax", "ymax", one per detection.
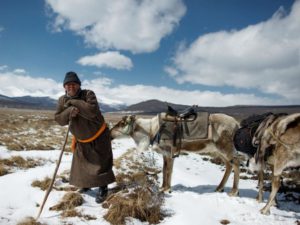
[{"xmin": 36, "ymin": 119, "xmax": 72, "ymax": 220}]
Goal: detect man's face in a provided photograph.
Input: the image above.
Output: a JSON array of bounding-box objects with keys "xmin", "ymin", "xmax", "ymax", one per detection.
[{"xmin": 64, "ymin": 82, "xmax": 80, "ymax": 97}]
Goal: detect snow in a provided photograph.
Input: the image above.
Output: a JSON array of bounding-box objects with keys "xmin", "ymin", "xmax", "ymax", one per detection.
[{"xmin": 0, "ymin": 138, "xmax": 299, "ymax": 225}]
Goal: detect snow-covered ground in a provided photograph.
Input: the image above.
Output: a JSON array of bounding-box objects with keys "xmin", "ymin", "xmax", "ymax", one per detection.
[{"xmin": 0, "ymin": 138, "xmax": 299, "ymax": 225}]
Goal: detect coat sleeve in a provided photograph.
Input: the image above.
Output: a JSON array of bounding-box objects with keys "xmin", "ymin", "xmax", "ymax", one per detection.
[
  {"xmin": 54, "ymin": 96, "xmax": 73, "ymax": 126},
  {"xmin": 66, "ymin": 90, "xmax": 100, "ymax": 121}
]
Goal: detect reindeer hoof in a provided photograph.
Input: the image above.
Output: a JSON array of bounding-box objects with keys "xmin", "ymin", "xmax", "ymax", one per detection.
[
  {"xmin": 159, "ymin": 187, "xmax": 172, "ymax": 193},
  {"xmin": 255, "ymin": 195, "xmax": 263, "ymax": 203},
  {"xmin": 260, "ymin": 207, "xmax": 270, "ymax": 215},
  {"xmin": 215, "ymin": 188, "xmax": 224, "ymax": 193},
  {"xmin": 228, "ymin": 190, "xmax": 239, "ymax": 197}
]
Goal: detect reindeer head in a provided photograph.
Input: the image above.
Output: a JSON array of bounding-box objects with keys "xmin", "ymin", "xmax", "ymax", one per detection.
[{"xmin": 110, "ymin": 115, "xmax": 136, "ymax": 139}]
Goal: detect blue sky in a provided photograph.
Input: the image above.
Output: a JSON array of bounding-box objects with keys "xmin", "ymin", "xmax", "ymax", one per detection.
[{"xmin": 0, "ymin": 0, "xmax": 299, "ymax": 106}]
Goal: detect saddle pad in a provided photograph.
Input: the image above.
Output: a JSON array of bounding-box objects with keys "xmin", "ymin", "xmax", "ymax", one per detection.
[{"xmin": 159, "ymin": 112, "xmax": 209, "ymax": 140}]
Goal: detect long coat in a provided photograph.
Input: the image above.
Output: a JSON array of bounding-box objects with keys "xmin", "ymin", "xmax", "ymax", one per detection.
[{"xmin": 55, "ymin": 89, "xmax": 115, "ymax": 188}]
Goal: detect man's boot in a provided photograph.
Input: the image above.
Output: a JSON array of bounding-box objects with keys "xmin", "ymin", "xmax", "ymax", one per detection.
[{"xmin": 95, "ymin": 185, "xmax": 108, "ymax": 203}]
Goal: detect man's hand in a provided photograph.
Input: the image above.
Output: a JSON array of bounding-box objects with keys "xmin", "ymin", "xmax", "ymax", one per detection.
[{"xmin": 70, "ymin": 107, "xmax": 80, "ymax": 118}]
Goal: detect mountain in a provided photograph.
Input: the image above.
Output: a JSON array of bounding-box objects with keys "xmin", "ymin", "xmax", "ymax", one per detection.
[
  {"xmin": 13, "ymin": 96, "xmax": 57, "ymax": 109},
  {"xmin": 0, "ymin": 94, "xmax": 57, "ymax": 109},
  {"xmin": 0, "ymin": 94, "xmax": 124, "ymax": 112},
  {"xmin": 123, "ymin": 99, "xmax": 300, "ymax": 120},
  {"xmin": 100, "ymin": 102, "xmax": 126, "ymax": 113},
  {"xmin": 124, "ymin": 99, "xmax": 189, "ymax": 113},
  {"xmin": 1, "ymin": 95, "xmax": 299, "ymax": 118}
]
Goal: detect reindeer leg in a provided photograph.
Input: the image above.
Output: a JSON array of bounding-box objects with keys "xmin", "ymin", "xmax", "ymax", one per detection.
[
  {"xmin": 160, "ymin": 155, "xmax": 168, "ymax": 192},
  {"xmin": 164, "ymin": 156, "xmax": 174, "ymax": 193},
  {"xmin": 216, "ymin": 160, "xmax": 232, "ymax": 193},
  {"xmin": 260, "ymin": 175, "xmax": 280, "ymax": 215},
  {"xmin": 270, "ymin": 165, "xmax": 277, "ymax": 207},
  {"xmin": 256, "ymin": 169, "xmax": 264, "ymax": 202},
  {"xmin": 228, "ymin": 157, "xmax": 239, "ymax": 196}
]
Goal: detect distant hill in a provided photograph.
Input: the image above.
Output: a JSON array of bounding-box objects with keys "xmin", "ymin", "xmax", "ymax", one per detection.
[
  {"xmin": 124, "ymin": 99, "xmax": 189, "ymax": 113},
  {"xmin": 100, "ymin": 102, "xmax": 126, "ymax": 113},
  {"xmin": 0, "ymin": 94, "xmax": 57, "ymax": 109},
  {"xmin": 0, "ymin": 94, "xmax": 124, "ymax": 112},
  {"xmin": 1, "ymin": 95, "xmax": 299, "ymax": 118},
  {"xmin": 123, "ymin": 99, "xmax": 300, "ymax": 120}
]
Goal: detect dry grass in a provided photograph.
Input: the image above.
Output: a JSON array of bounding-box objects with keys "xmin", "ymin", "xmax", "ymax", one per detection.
[
  {"xmin": 31, "ymin": 173, "xmax": 78, "ymax": 192},
  {"xmin": 61, "ymin": 209, "xmax": 96, "ymax": 220},
  {"xmin": 104, "ymin": 150, "xmax": 165, "ymax": 225},
  {"xmin": 49, "ymin": 192, "xmax": 83, "ymax": 211},
  {"xmin": 16, "ymin": 217, "xmax": 46, "ymax": 225},
  {"xmin": 0, "ymin": 163, "xmax": 9, "ymax": 176},
  {"xmin": 0, "ymin": 108, "xmax": 68, "ymax": 151},
  {"xmin": 104, "ymin": 186, "xmax": 164, "ymax": 225},
  {"xmin": 31, "ymin": 177, "xmax": 52, "ymax": 191},
  {"xmin": 0, "ymin": 156, "xmax": 44, "ymax": 176},
  {"xmin": 0, "ymin": 109, "xmax": 128, "ymax": 151}
]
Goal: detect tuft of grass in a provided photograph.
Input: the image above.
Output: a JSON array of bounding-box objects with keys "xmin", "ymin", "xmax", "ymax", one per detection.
[
  {"xmin": 31, "ymin": 177, "xmax": 52, "ymax": 191},
  {"xmin": 16, "ymin": 216, "xmax": 46, "ymax": 225},
  {"xmin": 61, "ymin": 209, "xmax": 96, "ymax": 220},
  {"xmin": 220, "ymin": 219, "xmax": 230, "ymax": 224},
  {"xmin": 49, "ymin": 192, "xmax": 83, "ymax": 211},
  {"xmin": 0, "ymin": 163, "xmax": 9, "ymax": 176},
  {"xmin": 61, "ymin": 209, "xmax": 81, "ymax": 218}
]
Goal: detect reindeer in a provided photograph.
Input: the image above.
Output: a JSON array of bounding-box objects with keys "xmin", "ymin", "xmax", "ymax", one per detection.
[
  {"xmin": 250, "ymin": 113, "xmax": 300, "ymax": 215},
  {"xmin": 110, "ymin": 112, "xmax": 240, "ymax": 196}
]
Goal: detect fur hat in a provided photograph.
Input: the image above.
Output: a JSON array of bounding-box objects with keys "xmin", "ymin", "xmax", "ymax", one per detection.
[{"xmin": 63, "ymin": 71, "xmax": 81, "ymax": 86}]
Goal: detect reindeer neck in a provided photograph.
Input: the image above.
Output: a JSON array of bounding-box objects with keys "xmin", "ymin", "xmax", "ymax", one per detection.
[{"xmin": 133, "ymin": 116, "xmax": 159, "ymax": 141}]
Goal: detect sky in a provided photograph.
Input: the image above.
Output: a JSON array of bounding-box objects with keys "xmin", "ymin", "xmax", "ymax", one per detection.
[
  {"xmin": 0, "ymin": 0, "xmax": 299, "ymax": 107},
  {"xmin": 0, "ymin": 138, "xmax": 299, "ymax": 225}
]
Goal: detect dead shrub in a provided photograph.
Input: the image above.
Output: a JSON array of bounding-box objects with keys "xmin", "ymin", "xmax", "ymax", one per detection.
[
  {"xmin": 104, "ymin": 149, "xmax": 165, "ymax": 225},
  {"xmin": 49, "ymin": 192, "xmax": 83, "ymax": 211},
  {"xmin": 31, "ymin": 177, "xmax": 51, "ymax": 191},
  {"xmin": 104, "ymin": 186, "xmax": 164, "ymax": 225}
]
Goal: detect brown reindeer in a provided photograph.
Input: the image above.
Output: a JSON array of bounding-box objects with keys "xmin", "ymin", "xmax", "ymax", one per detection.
[
  {"xmin": 250, "ymin": 113, "xmax": 300, "ymax": 215},
  {"xmin": 110, "ymin": 112, "xmax": 240, "ymax": 196}
]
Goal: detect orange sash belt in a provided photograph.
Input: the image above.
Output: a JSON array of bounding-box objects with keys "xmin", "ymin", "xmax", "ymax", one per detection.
[{"xmin": 71, "ymin": 123, "xmax": 106, "ymax": 152}]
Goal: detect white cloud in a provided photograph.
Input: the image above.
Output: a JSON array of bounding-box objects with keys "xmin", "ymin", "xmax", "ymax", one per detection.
[
  {"xmin": 13, "ymin": 68, "xmax": 26, "ymax": 74},
  {"xmin": 0, "ymin": 70, "xmax": 63, "ymax": 99},
  {"xmin": 166, "ymin": 1, "xmax": 300, "ymax": 103},
  {"xmin": 0, "ymin": 69, "xmax": 296, "ymax": 106},
  {"xmin": 77, "ymin": 51, "xmax": 133, "ymax": 70},
  {"xmin": 0, "ymin": 65, "xmax": 8, "ymax": 71},
  {"xmin": 45, "ymin": 0, "xmax": 186, "ymax": 53},
  {"xmin": 80, "ymin": 78, "xmax": 289, "ymax": 106}
]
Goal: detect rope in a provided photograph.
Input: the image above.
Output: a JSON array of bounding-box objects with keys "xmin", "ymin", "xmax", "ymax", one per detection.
[{"xmin": 267, "ymin": 128, "xmax": 290, "ymax": 150}]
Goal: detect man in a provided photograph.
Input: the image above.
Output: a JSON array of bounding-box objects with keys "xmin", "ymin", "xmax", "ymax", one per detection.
[{"xmin": 55, "ymin": 71, "xmax": 115, "ymax": 203}]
